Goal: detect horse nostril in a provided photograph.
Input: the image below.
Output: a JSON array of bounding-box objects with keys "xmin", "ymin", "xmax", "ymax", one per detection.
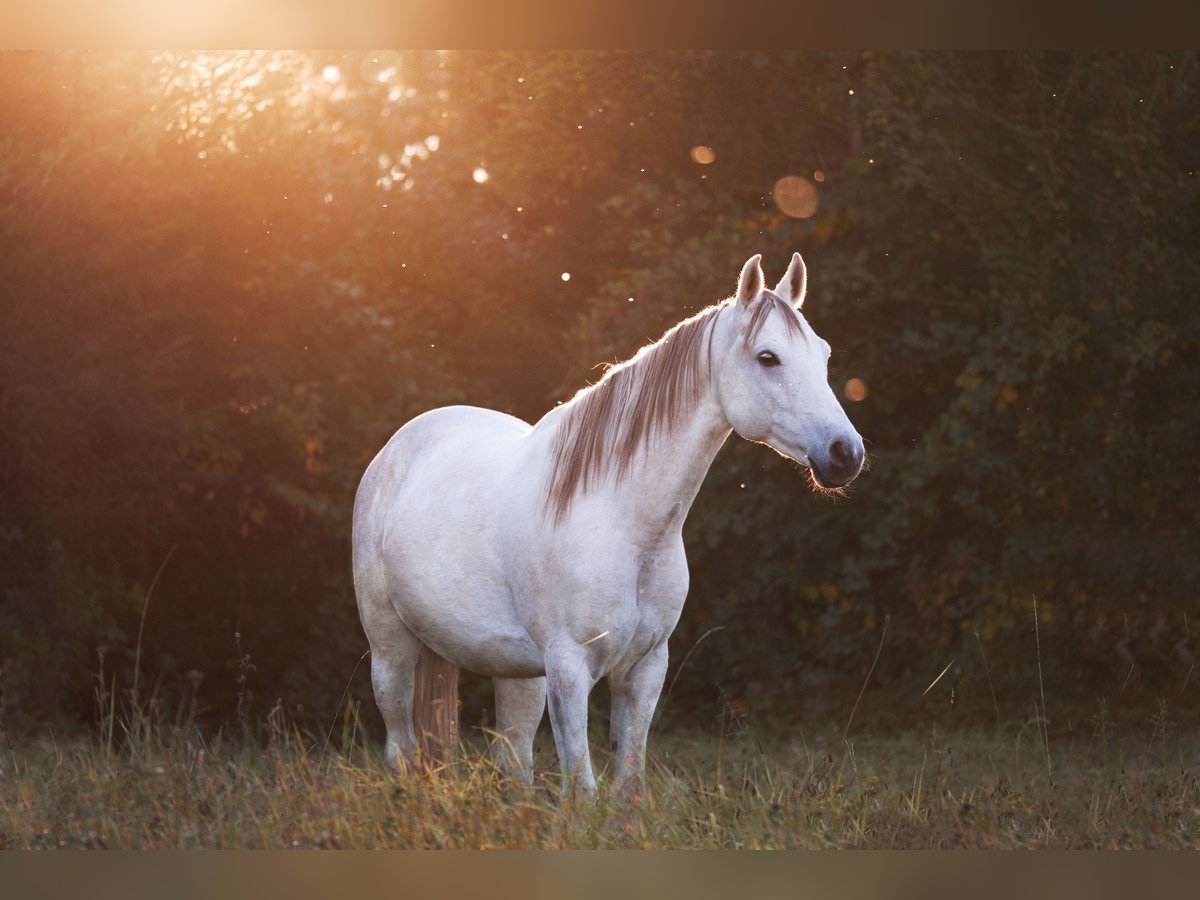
[{"xmin": 829, "ymin": 439, "xmax": 851, "ymax": 468}]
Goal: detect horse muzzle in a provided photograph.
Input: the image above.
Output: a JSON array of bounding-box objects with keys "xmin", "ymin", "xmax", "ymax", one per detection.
[{"xmin": 809, "ymin": 436, "xmax": 865, "ymax": 488}]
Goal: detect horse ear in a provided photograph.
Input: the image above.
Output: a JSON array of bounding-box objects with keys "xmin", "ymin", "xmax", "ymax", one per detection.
[
  {"xmin": 736, "ymin": 254, "xmax": 765, "ymax": 308},
  {"xmin": 774, "ymin": 252, "xmax": 807, "ymax": 310}
]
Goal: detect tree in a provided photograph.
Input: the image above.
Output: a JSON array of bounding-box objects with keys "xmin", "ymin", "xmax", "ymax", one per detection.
[{"xmin": 2, "ymin": 51, "xmax": 1195, "ymax": 738}]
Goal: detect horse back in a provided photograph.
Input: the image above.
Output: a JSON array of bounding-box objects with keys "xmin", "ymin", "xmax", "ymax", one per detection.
[{"xmin": 355, "ymin": 404, "xmax": 534, "ymax": 533}]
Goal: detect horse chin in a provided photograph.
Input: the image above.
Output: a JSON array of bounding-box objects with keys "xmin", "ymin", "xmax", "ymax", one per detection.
[
  {"xmin": 809, "ymin": 465, "xmax": 835, "ymax": 490},
  {"xmin": 764, "ymin": 439, "xmax": 812, "ymax": 472},
  {"xmin": 808, "ymin": 462, "xmax": 849, "ymax": 492}
]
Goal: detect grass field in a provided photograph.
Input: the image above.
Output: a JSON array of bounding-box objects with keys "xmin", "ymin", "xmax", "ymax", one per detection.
[{"xmin": 3, "ymin": 696, "xmax": 1198, "ymax": 848}]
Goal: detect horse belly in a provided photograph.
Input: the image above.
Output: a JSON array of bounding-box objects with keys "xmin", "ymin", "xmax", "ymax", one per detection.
[{"xmin": 386, "ymin": 550, "xmax": 544, "ymax": 678}]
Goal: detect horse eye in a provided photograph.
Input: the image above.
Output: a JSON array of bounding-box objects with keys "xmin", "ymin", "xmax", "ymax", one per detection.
[{"xmin": 757, "ymin": 351, "xmax": 780, "ymax": 368}]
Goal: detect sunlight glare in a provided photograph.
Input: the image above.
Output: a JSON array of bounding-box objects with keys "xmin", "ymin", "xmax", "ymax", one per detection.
[
  {"xmin": 153, "ymin": 51, "xmax": 358, "ymax": 150},
  {"xmin": 360, "ymin": 51, "xmax": 402, "ymax": 84}
]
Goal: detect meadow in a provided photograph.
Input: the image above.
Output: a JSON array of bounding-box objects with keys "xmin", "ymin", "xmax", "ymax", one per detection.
[{"xmin": 4, "ymin": 691, "xmax": 1196, "ymax": 849}]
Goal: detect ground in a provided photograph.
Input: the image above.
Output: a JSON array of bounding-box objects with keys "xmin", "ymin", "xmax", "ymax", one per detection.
[{"xmin": 3, "ymin": 703, "xmax": 1197, "ymax": 848}]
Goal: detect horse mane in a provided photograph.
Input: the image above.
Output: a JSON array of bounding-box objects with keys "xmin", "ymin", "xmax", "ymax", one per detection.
[{"xmin": 545, "ymin": 290, "xmax": 802, "ymax": 521}]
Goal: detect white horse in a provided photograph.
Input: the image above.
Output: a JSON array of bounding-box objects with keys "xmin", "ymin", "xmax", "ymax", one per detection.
[{"xmin": 353, "ymin": 253, "xmax": 864, "ymax": 795}]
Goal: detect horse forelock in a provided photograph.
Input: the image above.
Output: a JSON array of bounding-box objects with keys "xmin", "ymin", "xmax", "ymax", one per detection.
[
  {"xmin": 545, "ymin": 290, "xmax": 803, "ymax": 521},
  {"xmin": 744, "ymin": 289, "xmax": 805, "ymax": 349}
]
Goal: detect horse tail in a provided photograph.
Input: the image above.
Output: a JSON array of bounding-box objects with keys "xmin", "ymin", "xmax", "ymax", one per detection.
[{"xmin": 413, "ymin": 643, "xmax": 460, "ymax": 765}]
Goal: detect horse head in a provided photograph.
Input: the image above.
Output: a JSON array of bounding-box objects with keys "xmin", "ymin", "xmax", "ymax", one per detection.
[{"xmin": 714, "ymin": 253, "xmax": 865, "ymax": 489}]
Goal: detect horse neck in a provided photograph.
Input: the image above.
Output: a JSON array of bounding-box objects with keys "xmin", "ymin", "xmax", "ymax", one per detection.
[
  {"xmin": 615, "ymin": 383, "xmax": 731, "ymax": 540},
  {"xmin": 541, "ymin": 302, "xmax": 738, "ymax": 539}
]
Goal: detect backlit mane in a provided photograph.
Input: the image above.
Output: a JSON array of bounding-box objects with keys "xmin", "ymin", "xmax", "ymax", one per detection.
[{"xmin": 546, "ymin": 290, "xmax": 802, "ymax": 520}]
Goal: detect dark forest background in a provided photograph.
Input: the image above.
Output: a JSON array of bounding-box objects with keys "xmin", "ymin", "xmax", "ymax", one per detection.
[{"xmin": 1, "ymin": 51, "xmax": 1197, "ymax": 739}]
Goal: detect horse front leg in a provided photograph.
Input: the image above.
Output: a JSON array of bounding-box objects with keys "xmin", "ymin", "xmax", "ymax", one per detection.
[
  {"xmin": 544, "ymin": 647, "xmax": 598, "ymax": 798},
  {"xmin": 609, "ymin": 641, "xmax": 669, "ymax": 798},
  {"xmin": 491, "ymin": 676, "xmax": 547, "ymax": 785}
]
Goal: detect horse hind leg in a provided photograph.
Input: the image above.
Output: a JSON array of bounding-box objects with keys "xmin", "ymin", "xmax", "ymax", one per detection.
[
  {"xmin": 370, "ymin": 629, "xmax": 423, "ymax": 770},
  {"xmin": 358, "ymin": 581, "xmax": 422, "ymax": 770},
  {"xmin": 490, "ymin": 676, "xmax": 547, "ymax": 785}
]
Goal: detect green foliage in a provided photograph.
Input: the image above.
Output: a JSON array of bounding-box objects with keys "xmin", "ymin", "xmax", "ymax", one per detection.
[{"xmin": 1, "ymin": 51, "xmax": 1196, "ymax": 732}]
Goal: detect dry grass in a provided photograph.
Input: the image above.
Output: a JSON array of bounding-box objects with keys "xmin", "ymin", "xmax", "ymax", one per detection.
[{"xmin": 3, "ymin": 700, "xmax": 1198, "ymax": 848}]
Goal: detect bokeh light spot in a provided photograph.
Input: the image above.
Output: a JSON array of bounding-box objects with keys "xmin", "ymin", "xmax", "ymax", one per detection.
[
  {"xmin": 472, "ymin": 166, "xmax": 489, "ymax": 183},
  {"xmin": 844, "ymin": 378, "xmax": 869, "ymax": 402},
  {"xmin": 360, "ymin": 51, "xmax": 402, "ymax": 84},
  {"xmin": 772, "ymin": 176, "xmax": 819, "ymax": 219},
  {"xmin": 690, "ymin": 145, "xmax": 716, "ymax": 165},
  {"xmin": 321, "ymin": 65, "xmax": 341, "ymax": 84},
  {"xmin": 561, "ymin": 272, "xmax": 571, "ymax": 282}
]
